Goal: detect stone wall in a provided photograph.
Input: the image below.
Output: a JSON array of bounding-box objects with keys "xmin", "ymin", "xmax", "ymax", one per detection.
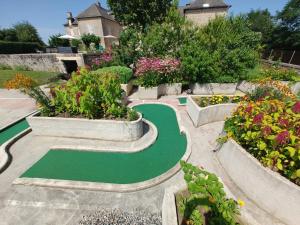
[
  {"xmin": 185, "ymin": 8, "xmax": 228, "ymax": 26},
  {"xmin": 0, "ymin": 54, "xmax": 64, "ymax": 72}
]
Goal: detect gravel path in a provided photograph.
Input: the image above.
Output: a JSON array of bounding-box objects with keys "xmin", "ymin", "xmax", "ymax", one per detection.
[{"xmin": 79, "ymin": 208, "xmax": 162, "ymax": 225}]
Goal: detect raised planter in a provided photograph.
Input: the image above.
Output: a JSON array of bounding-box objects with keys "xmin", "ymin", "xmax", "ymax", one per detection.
[
  {"xmin": 138, "ymin": 86, "xmax": 159, "ymax": 99},
  {"xmin": 27, "ymin": 113, "xmax": 143, "ymax": 142},
  {"xmin": 237, "ymin": 81, "xmax": 258, "ymax": 93},
  {"xmin": 281, "ymin": 81, "xmax": 300, "ymax": 95},
  {"xmin": 187, "ymin": 96, "xmax": 238, "ymax": 127},
  {"xmin": 217, "ymin": 139, "xmax": 300, "ymax": 225},
  {"xmin": 159, "ymin": 83, "xmax": 182, "ymax": 96},
  {"xmin": 190, "ymin": 83, "xmax": 237, "ymax": 95},
  {"xmin": 121, "ymin": 80, "xmax": 133, "ymax": 96}
]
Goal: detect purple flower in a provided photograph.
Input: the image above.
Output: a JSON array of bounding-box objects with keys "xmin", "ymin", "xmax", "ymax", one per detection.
[
  {"xmin": 253, "ymin": 113, "xmax": 264, "ymax": 124},
  {"xmin": 292, "ymin": 102, "xmax": 300, "ymax": 114}
]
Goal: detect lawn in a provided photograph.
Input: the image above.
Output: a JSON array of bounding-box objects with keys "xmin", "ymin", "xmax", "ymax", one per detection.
[{"xmin": 0, "ymin": 69, "xmax": 60, "ymax": 88}]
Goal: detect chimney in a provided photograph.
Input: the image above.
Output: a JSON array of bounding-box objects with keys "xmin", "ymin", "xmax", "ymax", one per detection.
[
  {"xmin": 97, "ymin": 1, "xmax": 101, "ymax": 7},
  {"xmin": 67, "ymin": 12, "xmax": 73, "ymax": 26}
]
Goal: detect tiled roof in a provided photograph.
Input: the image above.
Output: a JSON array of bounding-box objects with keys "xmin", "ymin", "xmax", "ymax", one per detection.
[{"xmin": 77, "ymin": 3, "xmax": 115, "ymax": 21}]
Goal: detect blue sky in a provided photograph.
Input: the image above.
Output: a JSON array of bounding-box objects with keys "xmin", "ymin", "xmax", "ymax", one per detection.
[{"xmin": 0, "ymin": 0, "xmax": 289, "ymax": 43}]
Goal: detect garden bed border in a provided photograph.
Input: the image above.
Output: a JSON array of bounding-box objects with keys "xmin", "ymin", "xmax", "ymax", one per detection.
[
  {"xmin": 217, "ymin": 139, "xmax": 300, "ymax": 225},
  {"xmin": 186, "ymin": 96, "xmax": 238, "ymax": 127}
]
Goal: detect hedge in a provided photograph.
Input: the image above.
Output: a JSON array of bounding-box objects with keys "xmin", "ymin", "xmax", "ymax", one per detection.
[{"xmin": 0, "ymin": 41, "xmax": 43, "ymax": 54}]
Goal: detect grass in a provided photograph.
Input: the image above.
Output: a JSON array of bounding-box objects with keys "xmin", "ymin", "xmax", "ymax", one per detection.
[{"xmin": 0, "ymin": 69, "xmax": 60, "ymax": 88}]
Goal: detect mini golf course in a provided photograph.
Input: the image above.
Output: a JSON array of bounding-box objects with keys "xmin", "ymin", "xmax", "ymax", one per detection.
[
  {"xmin": 12, "ymin": 104, "xmax": 187, "ymax": 184},
  {"xmin": 0, "ymin": 119, "xmax": 29, "ymax": 145}
]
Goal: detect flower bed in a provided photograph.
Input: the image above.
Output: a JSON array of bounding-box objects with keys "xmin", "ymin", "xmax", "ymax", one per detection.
[
  {"xmin": 190, "ymin": 83, "xmax": 238, "ymax": 95},
  {"xmin": 187, "ymin": 96, "xmax": 240, "ymax": 127},
  {"xmin": 193, "ymin": 95, "xmax": 243, "ymax": 107}
]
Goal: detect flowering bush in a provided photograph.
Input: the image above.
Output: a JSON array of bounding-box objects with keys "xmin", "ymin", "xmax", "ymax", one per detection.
[
  {"xmin": 194, "ymin": 95, "xmax": 243, "ymax": 108},
  {"xmin": 5, "ymin": 74, "xmax": 54, "ymax": 116},
  {"xmin": 52, "ymin": 68, "xmax": 137, "ymax": 120},
  {"xmin": 135, "ymin": 57, "xmax": 182, "ymax": 87},
  {"xmin": 91, "ymin": 52, "xmax": 122, "ymax": 70},
  {"xmin": 224, "ymin": 98, "xmax": 300, "ymax": 185}
]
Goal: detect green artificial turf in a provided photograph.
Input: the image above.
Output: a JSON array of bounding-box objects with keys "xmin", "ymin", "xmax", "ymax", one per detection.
[
  {"xmin": 0, "ymin": 119, "xmax": 29, "ymax": 145},
  {"xmin": 21, "ymin": 104, "xmax": 187, "ymax": 184},
  {"xmin": 178, "ymin": 97, "xmax": 187, "ymax": 105},
  {"xmin": 0, "ymin": 69, "xmax": 60, "ymax": 88}
]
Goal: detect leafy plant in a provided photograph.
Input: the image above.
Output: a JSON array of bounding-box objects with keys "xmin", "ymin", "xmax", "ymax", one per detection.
[
  {"xmin": 81, "ymin": 33, "xmax": 100, "ymax": 48},
  {"xmin": 224, "ymin": 96, "xmax": 300, "ymax": 185},
  {"xmin": 92, "ymin": 66, "xmax": 133, "ymax": 84},
  {"xmin": 48, "ymin": 33, "xmax": 70, "ymax": 47},
  {"xmin": 194, "ymin": 96, "xmax": 243, "ymax": 108},
  {"xmin": 0, "ymin": 64, "xmax": 12, "ymax": 70},
  {"xmin": 179, "ymin": 161, "xmax": 240, "ymax": 225}
]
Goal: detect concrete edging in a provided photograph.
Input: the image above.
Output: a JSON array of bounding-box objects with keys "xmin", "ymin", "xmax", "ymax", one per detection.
[
  {"xmin": 26, "ymin": 112, "xmax": 144, "ymax": 142},
  {"xmin": 138, "ymin": 83, "xmax": 183, "ymax": 100},
  {"xmin": 190, "ymin": 83, "xmax": 237, "ymax": 95},
  {"xmin": 186, "ymin": 96, "xmax": 238, "ymax": 127},
  {"xmin": 217, "ymin": 139, "xmax": 300, "ymax": 225},
  {"xmin": 14, "ymin": 102, "xmax": 192, "ymax": 192}
]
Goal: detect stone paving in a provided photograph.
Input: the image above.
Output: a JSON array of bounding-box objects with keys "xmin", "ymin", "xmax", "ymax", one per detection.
[
  {"xmin": 0, "ymin": 95, "xmax": 285, "ymax": 225},
  {"xmin": 0, "ymin": 89, "xmax": 36, "ymax": 129}
]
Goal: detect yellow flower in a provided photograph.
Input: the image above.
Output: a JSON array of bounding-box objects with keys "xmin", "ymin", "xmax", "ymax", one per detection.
[{"xmin": 237, "ymin": 199, "xmax": 245, "ymax": 207}]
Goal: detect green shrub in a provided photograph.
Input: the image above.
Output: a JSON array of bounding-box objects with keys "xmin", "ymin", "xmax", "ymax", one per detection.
[
  {"xmin": 48, "ymin": 33, "xmax": 70, "ymax": 47},
  {"xmin": 180, "ymin": 16, "xmax": 262, "ymax": 83},
  {"xmin": 52, "ymin": 67, "xmax": 136, "ymax": 120},
  {"xmin": 0, "ymin": 64, "xmax": 12, "ymax": 70},
  {"xmin": 179, "ymin": 161, "xmax": 240, "ymax": 225},
  {"xmin": 92, "ymin": 66, "xmax": 133, "ymax": 84},
  {"xmin": 71, "ymin": 39, "xmax": 82, "ymax": 48},
  {"xmin": 0, "ymin": 41, "xmax": 42, "ymax": 54},
  {"xmin": 81, "ymin": 33, "xmax": 100, "ymax": 48}
]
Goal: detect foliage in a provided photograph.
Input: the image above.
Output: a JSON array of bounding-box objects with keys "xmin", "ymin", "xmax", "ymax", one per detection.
[
  {"xmin": 48, "ymin": 33, "xmax": 70, "ymax": 47},
  {"xmin": 71, "ymin": 39, "xmax": 82, "ymax": 48},
  {"xmin": 179, "ymin": 161, "xmax": 240, "ymax": 225},
  {"xmin": 0, "ymin": 64, "xmax": 12, "ymax": 70},
  {"xmin": 0, "ymin": 28, "xmax": 18, "ymax": 42},
  {"xmin": 81, "ymin": 33, "xmax": 100, "ymax": 48},
  {"xmin": 180, "ymin": 16, "xmax": 262, "ymax": 84},
  {"xmin": 92, "ymin": 66, "xmax": 133, "ymax": 84},
  {"xmin": 194, "ymin": 96, "xmax": 243, "ymax": 108},
  {"xmin": 260, "ymin": 66, "xmax": 300, "ymax": 81},
  {"xmin": 14, "ymin": 65, "xmax": 31, "ymax": 71},
  {"xmin": 13, "ymin": 21, "xmax": 44, "ymax": 45},
  {"xmin": 141, "ymin": 2, "xmax": 191, "ymax": 58},
  {"xmin": 51, "ymin": 67, "xmax": 137, "ymax": 120},
  {"xmin": 224, "ymin": 85, "xmax": 300, "ymax": 185},
  {"xmin": 91, "ymin": 52, "xmax": 121, "ymax": 70},
  {"xmin": 135, "ymin": 57, "xmax": 181, "ymax": 87},
  {"xmin": 272, "ymin": 0, "xmax": 300, "ymax": 50},
  {"xmin": 107, "ymin": 0, "xmax": 172, "ymax": 30},
  {"xmin": 113, "ymin": 27, "xmax": 144, "ymax": 67},
  {"xmin": 0, "ymin": 41, "xmax": 42, "ymax": 54},
  {"xmin": 246, "ymin": 9, "xmax": 275, "ymax": 46},
  {"xmin": 4, "ymin": 74, "xmax": 54, "ymax": 115}
]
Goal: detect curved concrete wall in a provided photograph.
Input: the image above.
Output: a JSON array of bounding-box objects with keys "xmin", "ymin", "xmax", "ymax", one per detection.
[
  {"xmin": 217, "ymin": 139, "xmax": 300, "ymax": 225},
  {"xmin": 138, "ymin": 83, "xmax": 183, "ymax": 100},
  {"xmin": 27, "ymin": 113, "xmax": 143, "ymax": 141},
  {"xmin": 187, "ymin": 96, "xmax": 237, "ymax": 127}
]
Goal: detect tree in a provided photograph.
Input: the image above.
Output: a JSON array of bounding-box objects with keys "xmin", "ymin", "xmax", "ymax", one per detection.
[
  {"xmin": 246, "ymin": 9, "xmax": 275, "ymax": 47},
  {"xmin": 48, "ymin": 33, "xmax": 70, "ymax": 47},
  {"xmin": 272, "ymin": 0, "xmax": 300, "ymax": 49},
  {"xmin": 81, "ymin": 33, "xmax": 100, "ymax": 48},
  {"xmin": 13, "ymin": 21, "xmax": 44, "ymax": 45},
  {"xmin": 0, "ymin": 28, "xmax": 18, "ymax": 42},
  {"xmin": 107, "ymin": 0, "xmax": 172, "ymax": 30}
]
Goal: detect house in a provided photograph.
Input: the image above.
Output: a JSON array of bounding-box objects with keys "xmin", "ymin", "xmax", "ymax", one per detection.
[
  {"xmin": 179, "ymin": 0, "xmax": 231, "ymax": 26},
  {"xmin": 64, "ymin": 1, "xmax": 122, "ymax": 48}
]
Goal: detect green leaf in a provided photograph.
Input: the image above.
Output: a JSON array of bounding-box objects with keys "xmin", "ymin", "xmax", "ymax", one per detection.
[
  {"xmin": 285, "ymin": 147, "xmax": 296, "ymax": 157},
  {"xmin": 258, "ymin": 141, "xmax": 267, "ymax": 150}
]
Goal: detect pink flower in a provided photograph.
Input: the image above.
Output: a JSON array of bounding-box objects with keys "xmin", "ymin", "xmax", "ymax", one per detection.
[
  {"xmin": 276, "ymin": 131, "xmax": 290, "ymax": 145},
  {"xmin": 76, "ymin": 92, "xmax": 83, "ymax": 104},
  {"xmin": 253, "ymin": 113, "xmax": 264, "ymax": 124},
  {"xmin": 292, "ymin": 102, "xmax": 300, "ymax": 114}
]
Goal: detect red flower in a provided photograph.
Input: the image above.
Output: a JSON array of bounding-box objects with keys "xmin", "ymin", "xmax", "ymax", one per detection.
[
  {"xmin": 262, "ymin": 126, "xmax": 272, "ymax": 136},
  {"xmin": 276, "ymin": 131, "xmax": 290, "ymax": 145},
  {"xmin": 245, "ymin": 105, "xmax": 253, "ymax": 114},
  {"xmin": 76, "ymin": 92, "xmax": 83, "ymax": 104},
  {"xmin": 253, "ymin": 113, "xmax": 264, "ymax": 124},
  {"xmin": 279, "ymin": 118, "xmax": 289, "ymax": 128},
  {"xmin": 292, "ymin": 102, "xmax": 300, "ymax": 114}
]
